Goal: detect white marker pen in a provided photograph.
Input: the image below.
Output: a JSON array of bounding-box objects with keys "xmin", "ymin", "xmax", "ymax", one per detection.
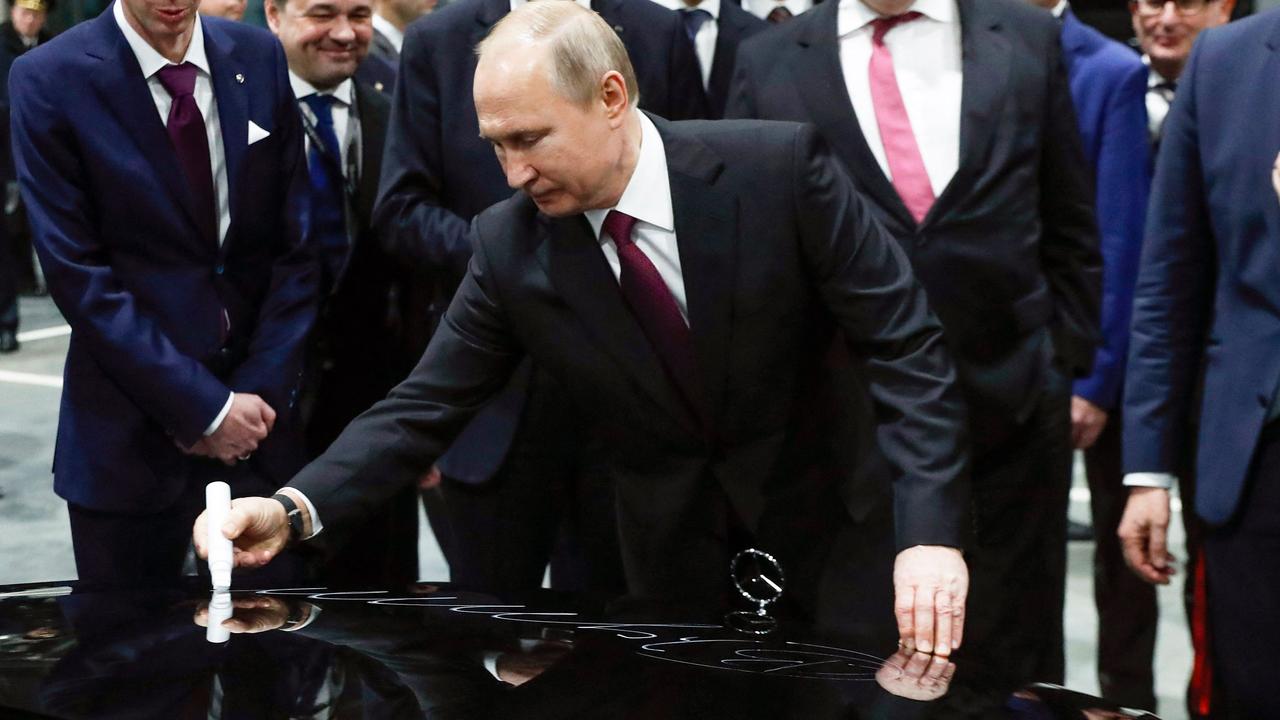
[{"xmin": 205, "ymin": 481, "xmax": 233, "ymax": 591}]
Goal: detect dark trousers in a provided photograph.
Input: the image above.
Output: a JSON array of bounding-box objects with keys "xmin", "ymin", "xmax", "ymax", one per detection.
[
  {"xmin": 1203, "ymin": 422, "xmax": 1280, "ymax": 719},
  {"xmin": 0, "ymin": 219, "xmax": 16, "ymax": 332},
  {"xmin": 68, "ymin": 461, "xmax": 311, "ymax": 591},
  {"xmin": 423, "ymin": 373, "xmax": 626, "ymax": 595},
  {"xmin": 1083, "ymin": 412, "xmax": 1158, "ymax": 710},
  {"xmin": 961, "ymin": 366, "xmax": 1073, "ymax": 687},
  {"xmin": 1083, "ymin": 409, "xmax": 1203, "ymax": 713}
]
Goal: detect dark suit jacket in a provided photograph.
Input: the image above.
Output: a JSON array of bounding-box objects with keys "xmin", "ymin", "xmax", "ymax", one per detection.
[
  {"xmin": 9, "ymin": 14, "xmax": 318, "ymax": 512},
  {"xmin": 1059, "ymin": 10, "xmax": 1150, "ymax": 411},
  {"xmin": 1124, "ymin": 10, "xmax": 1280, "ymax": 525},
  {"xmin": 726, "ymin": 0, "xmax": 1101, "ymax": 443},
  {"xmin": 302, "ymin": 80, "xmax": 416, "ymax": 452},
  {"xmin": 292, "ymin": 117, "xmax": 969, "ymax": 595},
  {"xmin": 373, "ymin": 0, "xmax": 710, "ymax": 483},
  {"xmin": 704, "ymin": 0, "xmax": 768, "ymax": 118}
]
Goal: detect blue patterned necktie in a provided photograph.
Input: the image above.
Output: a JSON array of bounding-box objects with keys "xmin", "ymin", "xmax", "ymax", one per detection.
[
  {"xmin": 680, "ymin": 7, "xmax": 713, "ymax": 45},
  {"xmin": 302, "ymin": 93, "xmax": 349, "ymax": 288}
]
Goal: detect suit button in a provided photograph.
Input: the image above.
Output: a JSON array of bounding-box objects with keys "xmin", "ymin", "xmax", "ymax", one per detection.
[
  {"xmin": 219, "ymin": 347, "xmax": 232, "ymax": 359},
  {"xmin": 214, "ymin": 264, "xmax": 225, "ymax": 275}
]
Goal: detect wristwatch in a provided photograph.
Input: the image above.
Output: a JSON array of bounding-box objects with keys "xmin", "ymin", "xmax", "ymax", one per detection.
[{"xmin": 271, "ymin": 493, "xmax": 305, "ymax": 544}]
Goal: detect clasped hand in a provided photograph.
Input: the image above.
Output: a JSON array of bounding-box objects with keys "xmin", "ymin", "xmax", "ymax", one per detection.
[{"xmin": 180, "ymin": 393, "xmax": 276, "ymax": 465}]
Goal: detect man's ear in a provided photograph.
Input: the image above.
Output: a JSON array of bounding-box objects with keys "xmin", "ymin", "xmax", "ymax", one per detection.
[{"xmin": 600, "ymin": 70, "xmax": 630, "ymax": 122}]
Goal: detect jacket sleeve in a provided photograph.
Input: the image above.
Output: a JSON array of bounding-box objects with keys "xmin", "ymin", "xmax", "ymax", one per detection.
[
  {"xmin": 1122, "ymin": 35, "xmax": 1214, "ymax": 475},
  {"xmin": 9, "ymin": 55, "xmax": 230, "ymax": 446},
  {"xmin": 289, "ymin": 218, "xmax": 521, "ymax": 534},
  {"xmin": 1038, "ymin": 27, "xmax": 1103, "ymax": 379},
  {"xmin": 370, "ymin": 24, "xmax": 475, "ymax": 282},
  {"xmin": 1072, "ymin": 60, "xmax": 1151, "ymax": 410}
]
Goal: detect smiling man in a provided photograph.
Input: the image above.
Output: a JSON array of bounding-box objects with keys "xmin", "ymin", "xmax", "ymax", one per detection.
[
  {"xmin": 195, "ymin": 0, "xmax": 972, "ymax": 656},
  {"xmin": 265, "ymin": 0, "xmax": 421, "ymax": 587},
  {"xmin": 10, "ymin": 0, "xmax": 318, "ymax": 588}
]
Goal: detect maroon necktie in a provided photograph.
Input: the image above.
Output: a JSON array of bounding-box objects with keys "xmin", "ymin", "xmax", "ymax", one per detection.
[
  {"xmin": 766, "ymin": 5, "xmax": 793, "ymax": 22},
  {"xmin": 602, "ymin": 210, "xmax": 705, "ymax": 426},
  {"xmin": 156, "ymin": 62, "xmax": 217, "ymax": 244},
  {"xmin": 868, "ymin": 13, "xmax": 935, "ymax": 224}
]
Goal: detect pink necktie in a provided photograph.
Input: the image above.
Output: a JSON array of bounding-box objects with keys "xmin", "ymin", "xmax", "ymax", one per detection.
[{"xmin": 868, "ymin": 13, "xmax": 934, "ymax": 224}]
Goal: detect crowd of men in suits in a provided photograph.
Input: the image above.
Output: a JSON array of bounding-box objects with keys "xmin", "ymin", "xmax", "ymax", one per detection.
[{"xmin": 4, "ymin": 0, "xmax": 1276, "ymax": 715}]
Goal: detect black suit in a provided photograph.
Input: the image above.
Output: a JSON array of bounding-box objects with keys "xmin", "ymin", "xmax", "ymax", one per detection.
[
  {"xmin": 726, "ymin": 0, "xmax": 1101, "ymax": 684},
  {"xmin": 372, "ymin": 0, "xmax": 709, "ymax": 592},
  {"xmin": 699, "ymin": 1, "xmax": 768, "ymax": 118},
  {"xmin": 293, "ymin": 118, "xmax": 968, "ymax": 629},
  {"xmin": 299, "ymin": 81, "xmax": 419, "ymax": 588}
]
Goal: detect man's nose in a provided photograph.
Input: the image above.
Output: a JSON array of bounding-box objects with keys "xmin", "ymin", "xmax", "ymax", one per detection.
[
  {"xmin": 504, "ymin": 156, "xmax": 536, "ymax": 190},
  {"xmin": 330, "ymin": 16, "xmax": 356, "ymax": 43}
]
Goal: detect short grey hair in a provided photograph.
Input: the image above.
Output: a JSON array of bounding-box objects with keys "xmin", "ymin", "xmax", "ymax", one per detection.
[{"xmin": 477, "ymin": 1, "xmax": 640, "ymax": 108}]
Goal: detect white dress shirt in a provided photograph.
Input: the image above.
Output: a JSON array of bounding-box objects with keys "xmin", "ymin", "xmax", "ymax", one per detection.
[
  {"xmin": 371, "ymin": 13, "xmax": 404, "ymax": 53},
  {"xmin": 290, "ymin": 72, "xmax": 360, "ymax": 178},
  {"xmin": 1144, "ymin": 57, "xmax": 1176, "ymax": 145},
  {"xmin": 745, "ymin": 0, "xmax": 812, "ymax": 21},
  {"xmin": 838, "ymin": 0, "xmax": 962, "ymax": 198},
  {"xmin": 295, "ymin": 112, "xmax": 686, "ymax": 536},
  {"xmin": 584, "ymin": 112, "xmax": 689, "ymax": 323},
  {"xmin": 655, "ymin": 0, "xmax": 720, "ymax": 90},
  {"xmin": 113, "ymin": 1, "xmax": 236, "ymax": 435}
]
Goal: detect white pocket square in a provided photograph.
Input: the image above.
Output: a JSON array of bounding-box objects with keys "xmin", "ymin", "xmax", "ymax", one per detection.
[{"xmin": 247, "ymin": 120, "xmax": 270, "ymax": 145}]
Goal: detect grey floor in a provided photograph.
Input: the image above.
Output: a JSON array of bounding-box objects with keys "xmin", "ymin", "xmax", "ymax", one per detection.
[{"xmin": 0, "ymin": 296, "xmax": 1193, "ymax": 718}]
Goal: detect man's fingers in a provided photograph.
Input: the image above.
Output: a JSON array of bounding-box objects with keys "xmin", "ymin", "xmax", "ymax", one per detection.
[
  {"xmin": 894, "ymin": 585, "xmax": 916, "ymax": 650},
  {"xmin": 913, "ymin": 586, "xmax": 936, "ymax": 655},
  {"xmin": 192, "ymin": 512, "xmax": 208, "ymax": 558},
  {"xmin": 1149, "ymin": 523, "xmax": 1169, "ymax": 571},
  {"xmin": 222, "ymin": 506, "xmax": 254, "ymax": 542},
  {"xmin": 932, "ymin": 589, "xmax": 953, "ymax": 656},
  {"xmin": 951, "ymin": 588, "xmax": 965, "ymax": 650},
  {"xmin": 1119, "ymin": 530, "xmax": 1147, "ymax": 575},
  {"xmin": 259, "ymin": 401, "xmax": 277, "ymax": 431}
]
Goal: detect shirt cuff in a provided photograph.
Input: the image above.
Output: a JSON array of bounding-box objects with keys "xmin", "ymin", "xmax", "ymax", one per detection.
[
  {"xmin": 1122, "ymin": 472, "xmax": 1176, "ymax": 490},
  {"xmin": 203, "ymin": 392, "xmax": 235, "ymax": 436},
  {"xmin": 292, "ymin": 490, "xmax": 325, "ymax": 539}
]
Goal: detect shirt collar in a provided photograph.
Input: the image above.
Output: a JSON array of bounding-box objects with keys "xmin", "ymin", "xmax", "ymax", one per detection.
[
  {"xmin": 509, "ymin": 0, "xmax": 592, "ymax": 11},
  {"xmin": 1142, "ymin": 54, "xmax": 1177, "ymax": 88},
  {"xmin": 1050, "ymin": 0, "xmax": 1068, "ymax": 18},
  {"xmin": 584, "ymin": 112, "xmax": 674, "ymax": 241},
  {"xmin": 655, "ymin": 0, "xmax": 721, "ymax": 19},
  {"xmin": 289, "ymin": 71, "xmax": 354, "ymax": 107},
  {"xmin": 371, "ymin": 13, "xmax": 404, "ymax": 52},
  {"xmin": 839, "ymin": 0, "xmax": 955, "ymax": 38},
  {"xmin": 113, "ymin": 0, "xmax": 210, "ymax": 78}
]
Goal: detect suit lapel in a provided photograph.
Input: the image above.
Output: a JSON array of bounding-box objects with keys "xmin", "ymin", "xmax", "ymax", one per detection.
[
  {"xmin": 85, "ymin": 13, "xmax": 211, "ymax": 248},
  {"xmin": 789, "ymin": 1, "xmax": 914, "ymax": 228},
  {"xmin": 354, "ymin": 82, "xmax": 387, "ymax": 226},
  {"xmin": 928, "ymin": 0, "xmax": 1011, "ymax": 223},
  {"xmin": 708, "ymin": 9, "xmax": 744, "ymax": 114},
  {"xmin": 538, "ymin": 212, "xmax": 701, "ymax": 434},
  {"xmin": 205, "ymin": 23, "xmax": 246, "ymax": 250},
  {"xmin": 659, "ymin": 118, "xmax": 735, "ymax": 432},
  {"xmin": 470, "ymin": 0, "xmax": 508, "ymax": 46}
]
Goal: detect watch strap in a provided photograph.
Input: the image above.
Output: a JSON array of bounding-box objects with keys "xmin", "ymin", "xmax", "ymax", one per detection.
[{"xmin": 271, "ymin": 493, "xmax": 305, "ymax": 544}]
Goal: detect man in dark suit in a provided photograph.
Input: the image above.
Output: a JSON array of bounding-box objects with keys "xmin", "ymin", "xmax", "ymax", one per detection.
[
  {"xmin": 10, "ymin": 0, "xmax": 318, "ymax": 587},
  {"xmin": 197, "ymin": 0, "xmax": 971, "ymax": 658},
  {"xmin": 266, "ymin": 0, "xmax": 420, "ymax": 588},
  {"xmin": 726, "ymin": 0, "xmax": 1101, "ymax": 684},
  {"xmin": 654, "ymin": 0, "xmax": 767, "ymax": 118},
  {"xmin": 354, "ymin": 0, "xmax": 434, "ymax": 94},
  {"xmin": 0, "ymin": 0, "xmax": 53, "ymax": 335},
  {"xmin": 1119, "ymin": 9, "xmax": 1280, "ymax": 718},
  {"xmin": 1029, "ymin": 0, "xmax": 1153, "ymax": 708},
  {"xmin": 374, "ymin": 0, "xmax": 708, "ymax": 594}
]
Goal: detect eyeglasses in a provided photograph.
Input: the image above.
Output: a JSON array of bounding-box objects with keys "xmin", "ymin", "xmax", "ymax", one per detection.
[{"xmin": 1131, "ymin": 0, "xmax": 1215, "ymax": 16}]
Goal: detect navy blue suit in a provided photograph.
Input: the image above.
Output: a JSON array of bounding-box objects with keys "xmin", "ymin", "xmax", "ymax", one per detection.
[
  {"xmin": 10, "ymin": 12, "xmax": 317, "ymax": 585},
  {"xmin": 372, "ymin": 0, "xmax": 707, "ymax": 591},
  {"xmin": 1124, "ymin": 10, "xmax": 1280, "ymax": 716},
  {"xmin": 703, "ymin": 0, "xmax": 768, "ymax": 119},
  {"xmin": 1058, "ymin": 9, "xmax": 1155, "ymax": 709}
]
